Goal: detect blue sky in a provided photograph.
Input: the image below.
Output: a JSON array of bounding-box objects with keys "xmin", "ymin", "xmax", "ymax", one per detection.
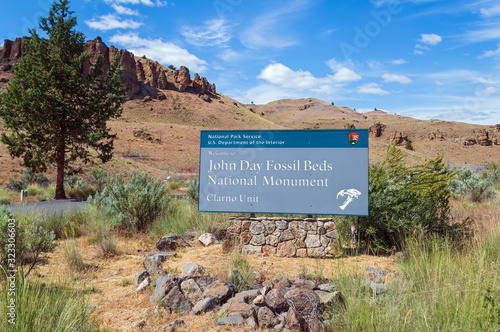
[{"xmin": 2, "ymin": 0, "xmax": 500, "ymax": 125}]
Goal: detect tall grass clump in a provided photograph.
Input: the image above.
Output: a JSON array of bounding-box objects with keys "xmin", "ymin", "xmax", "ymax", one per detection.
[
  {"xmin": 187, "ymin": 179, "xmax": 199, "ymax": 204},
  {"xmin": 149, "ymin": 198, "xmax": 227, "ymax": 237},
  {"xmin": 327, "ymin": 230, "xmax": 500, "ymax": 331},
  {"xmin": 343, "ymin": 144, "xmax": 469, "ymax": 253},
  {"xmin": 63, "ymin": 240, "xmax": 87, "ymax": 272},
  {"xmin": 0, "ymin": 276, "xmax": 100, "ymax": 331},
  {"xmin": 88, "ymin": 171, "xmax": 169, "ymax": 231},
  {"xmin": 223, "ymin": 251, "xmax": 255, "ymax": 292}
]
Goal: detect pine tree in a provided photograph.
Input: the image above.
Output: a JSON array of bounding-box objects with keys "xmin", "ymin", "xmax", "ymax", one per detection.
[{"xmin": 0, "ymin": 0, "xmax": 126, "ymax": 199}]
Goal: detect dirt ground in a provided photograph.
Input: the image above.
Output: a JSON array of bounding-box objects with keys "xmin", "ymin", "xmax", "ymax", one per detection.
[{"xmin": 35, "ymin": 234, "xmax": 398, "ymax": 332}]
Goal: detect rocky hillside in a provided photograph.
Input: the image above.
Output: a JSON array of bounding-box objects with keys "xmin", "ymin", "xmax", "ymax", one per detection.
[
  {"xmin": 250, "ymin": 98, "xmax": 500, "ymax": 167},
  {"xmin": 1, "ymin": 36, "xmax": 499, "ymax": 185},
  {"xmin": 1, "ymin": 36, "xmax": 216, "ymax": 100}
]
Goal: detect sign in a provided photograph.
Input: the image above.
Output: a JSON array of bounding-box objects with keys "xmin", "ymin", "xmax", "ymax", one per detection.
[{"xmin": 198, "ymin": 129, "xmax": 368, "ymax": 215}]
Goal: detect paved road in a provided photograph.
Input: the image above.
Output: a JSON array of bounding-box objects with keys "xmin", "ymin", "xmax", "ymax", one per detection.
[{"xmin": 1, "ymin": 199, "xmax": 88, "ymax": 216}]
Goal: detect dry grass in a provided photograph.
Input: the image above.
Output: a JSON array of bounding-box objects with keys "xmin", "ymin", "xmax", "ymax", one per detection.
[{"xmin": 31, "ymin": 232, "xmax": 396, "ymax": 332}]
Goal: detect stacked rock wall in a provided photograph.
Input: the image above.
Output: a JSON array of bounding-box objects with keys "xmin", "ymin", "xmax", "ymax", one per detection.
[{"xmin": 227, "ymin": 217, "xmax": 338, "ymax": 258}]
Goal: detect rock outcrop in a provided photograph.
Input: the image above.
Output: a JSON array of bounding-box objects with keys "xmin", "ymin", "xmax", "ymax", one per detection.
[
  {"xmin": 1, "ymin": 37, "xmax": 217, "ymax": 100},
  {"xmin": 474, "ymin": 129, "xmax": 492, "ymax": 146},
  {"xmin": 390, "ymin": 131, "xmax": 409, "ymax": 145},
  {"xmin": 369, "ymin": 122, "xmax": 385, "ymax": 138}
]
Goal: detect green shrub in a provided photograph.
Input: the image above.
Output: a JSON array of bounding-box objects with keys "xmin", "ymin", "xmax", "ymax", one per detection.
[
  {"xmin": 88, "ymin": 171, "xmax": 169, "ymax": 231},
  {"xmin": 7, "ymin": 168, "xmax": 51, "ymax": 191},
  {"xmin": 350, "ymin": 145, "xmax": 465, "ymax": 253},
  {"xmin": 0, "ymin": 197, "xmax": 10, "ymax": 205},
  {"xmin": 88, "ymin": 167, "xmax": 110, "ymax": 192},
  {"xmin": 187, "ymin": 179, "xmax": 199, "ymax": 204},
  {"xmin": 43, "ymin": 213, "xmax": 83, "ymax": 240},
  {"xmin": 168, "ymin": 180, "xmax": 179, "ymax": 190},
  {"xmin": 0, "ymin": 208, "xmax": 57, "ymax": 277},
  {"xmin": 404, "ymin": 140, "xmax": 414, "ymax": 151},
  {"xmin": 449, "ymin": 167, "xmax": 499, "ymax": 202}
]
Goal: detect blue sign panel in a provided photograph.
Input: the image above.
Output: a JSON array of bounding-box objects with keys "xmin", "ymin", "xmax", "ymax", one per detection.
[{"xmin": 198, "ymin": 129, "xmax": 368, "ymax": 215}]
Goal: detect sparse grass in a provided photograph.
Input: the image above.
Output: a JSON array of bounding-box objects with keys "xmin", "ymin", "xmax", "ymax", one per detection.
[
  {"xmin": 222, "ymin": 250, "xmax": 256, "ymax": 292},
  {"xmin": 167, "ymin": 180, "xmax": 179, "ymax": 190}
]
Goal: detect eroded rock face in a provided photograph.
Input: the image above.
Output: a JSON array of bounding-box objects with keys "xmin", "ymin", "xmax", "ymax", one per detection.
[
  {"xmin": 3, "ymin": 36, "xmax": 216, "ymax": 101},
  {"xmin": 175, "ymin": 66, "xmax": 191, "ymax": 85},
  {"xmin": 369, "ymin": 122, "xmax": 385, "ymax": 138},
  {"xmin": 390, "ymin": 131, "xmax": 409, "ymax": 145}
]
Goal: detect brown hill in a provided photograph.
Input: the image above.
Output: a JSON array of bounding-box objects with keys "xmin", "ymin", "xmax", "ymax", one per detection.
[
  {"xmin": 1, "ymin": 37, "xmax": 500, "ymax": 186},
  {"xmin": 250, "ymin": 98, "xmax": 500, "ymax": 167}
]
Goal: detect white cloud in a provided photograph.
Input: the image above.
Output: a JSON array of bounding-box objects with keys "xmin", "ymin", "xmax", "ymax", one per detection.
[
  {"xmin": 414, "ymin": 49, "xmax": 424, "ymax": 55},
  {"xmin": 326, "ymin": 59, "xmax": 362, "ymax": 82},
  {"xmin": 240, "ymin": 0, "xmax": 308, "ymax": 49},
  {"xmin": 110, "ymin": 33, "xmax": 208, "ymax": 73},
  {"xmin": 104, "ymin": 0, "xmax": 167, "ymax": 6},
  {"xmin": 256, "ymin": 60, "xmax": 361, "ymax": 92},
  {"xmin": 181, "ymin": 19, "xmax": 232, "ymax": 47},
  {"xmin": 476, "ymin": 87, "xmax": 498, "ymax": 97},
  {"xmin": 480, "ymin": 5, "xmax": 500, "ymax": 17},
  {"xmin": 111, "ymin": 4, "xmax": 139, "ymax": 15},
  {"xmin": 257, "ymin": 63, "xmax": 320, "ymax": 89},
  {"xmin": 357, "ymin": 83, "xmax": 389, "ymax": 95},
  {"xmin": 418, "ymin": 33, "xmax": 442, "ymax": 45},
  {"xmin": 382, "ymin": 73, "xmax": 411, "ymax": 84},
  {"xmin": 391, "ymin": 59, "xmax": 408, "ymax": 65},
  {"xmin": 479, "ymin": 43, "xmax": 500, "ymax": 58},
  {"xmin": 85, "ymin": 14, "xmax": 143, "ymax": 31},
  {"xmin": 460, "ymin": 24, "xmax": 500, "ymax": 43}
]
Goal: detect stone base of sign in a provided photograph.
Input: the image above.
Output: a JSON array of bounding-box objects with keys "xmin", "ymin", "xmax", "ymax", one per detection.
[{"xmin": 227, "ymin": 217, "xmax": 338, "ymax": 258}]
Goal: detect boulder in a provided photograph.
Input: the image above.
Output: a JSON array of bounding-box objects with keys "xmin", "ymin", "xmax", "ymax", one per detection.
[
  {"xmin": 192, "ymin": 297, "xmax": 217, "ymax": 315},
  {"xmin": 136, "ymin": 277, "xmax": 150, "ymax": 293},
  {"xmin": 265, "ymin": 288, "xmax": 289, "ymax": 313},
  {"xmin": 163, "ymin": 319, "xmax": 185, "ymax": 332},
  {"xmin": 287, "ymin": 307, "xmax": 306, "ymax": 331},
  {"xmin": 161, "ymin": 286, "xmax": 192, "ymax": 313},
  {"xmin": 217, "ymin": 314, "xmax": 244, "ymax": 326},
  {"xmin": 150, "ymin": 275, "xmax": 179, "ymax": 303},
  {"xmin": 202, "ymin": 281, "xmax": 236, "ymax": 303},
  {"xmin": 182, "ymin": 263, "xmax": 205, "ymax": 277},
  {"xmin": 180, "ymin": 278, "xmax": 202, "ymax": 303},
  {"xmin": 156, "ymin": 234, "xmax": 191, "ymax": 251},
  {"xmin": 142, "ymin": 251, "xmax": 175, "ymax": 274},
  {"xmin": 132, "ymin": 270, "xmax": 150, "ymax": 285},
  {"xmin": 257, "ymin": 306, "xmax": 280, "ymax": 328},
  {"xmin": 198, "ymin": 233, "xmax": 219, "ymax": 246},
  {"xmin": 284, "ymin": 288, "xmax": 320, "ymax": 317}
]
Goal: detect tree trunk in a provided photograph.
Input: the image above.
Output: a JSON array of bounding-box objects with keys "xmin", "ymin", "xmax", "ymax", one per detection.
[{"xmin": 55, "ymin": 140, "xmax": 66, "ymax": 199}]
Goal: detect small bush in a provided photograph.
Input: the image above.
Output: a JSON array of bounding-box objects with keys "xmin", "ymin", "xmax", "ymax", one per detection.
[
  {"xmin": 0, "ymin": 208, "xmax": 57, "ymax": 277},
  {"xmin": 350, "ymin": 144, "xmax": 466, "ymax": 253},
  {"xmin": 88, "ymin": 167, "xmax": 110, "ymax": 192},
  {"xmin": 187, "ymin": 179, "xmax": 199, "ymax": 204},
  {"xmin": 88, "ymin": 171, "xmax": 169, "ymax": 231},
  {"xmin": 7, "ymin": 168, "xmax": 51, "ymax": 191},
  {"xmin": 168, "ymin": 180, "xmax": 179, "ymax": 190},
  {"xmin": 0, "ymin": 196, "xmax": 10, "ymax": 205},
  {"xmin": 404, "ymin": 140, "xmax": 414, "ymax": 150},
  {"xmin": 449, "ymin": 167, "xmax": 499, "ymax": 202}
]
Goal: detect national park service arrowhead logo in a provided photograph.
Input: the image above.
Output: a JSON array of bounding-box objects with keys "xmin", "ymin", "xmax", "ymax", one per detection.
[{"xmin": 348, "ymin": 132, "xmax": 360, "ymax": 146}]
